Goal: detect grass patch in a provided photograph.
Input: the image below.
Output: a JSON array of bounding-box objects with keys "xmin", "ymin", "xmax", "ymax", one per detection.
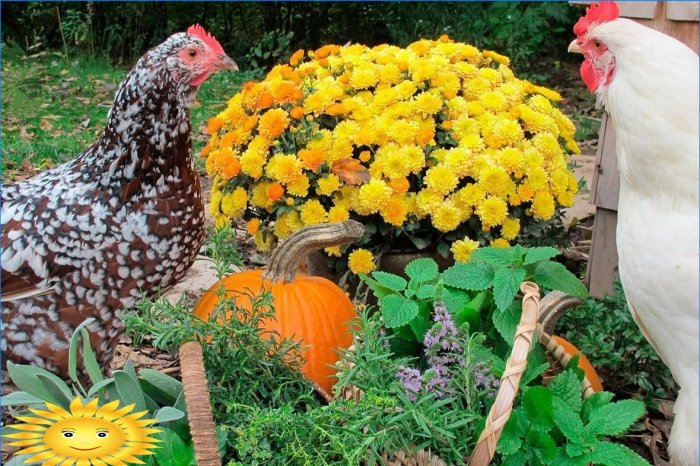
[{"xmin": 1, "ymin": 46, "xmax": 260, "ymax": 180}]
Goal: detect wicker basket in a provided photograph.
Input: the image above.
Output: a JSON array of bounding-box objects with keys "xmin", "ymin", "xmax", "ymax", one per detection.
[{"xmin": 340, "ymin": 283, "xmax": 591, "ymax": 466}]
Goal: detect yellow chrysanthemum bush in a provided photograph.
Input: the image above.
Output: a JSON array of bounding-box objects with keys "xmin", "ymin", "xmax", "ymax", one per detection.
[{"xmin": 204, "ymin": 36, "xmax": 580, "ymax": 272}]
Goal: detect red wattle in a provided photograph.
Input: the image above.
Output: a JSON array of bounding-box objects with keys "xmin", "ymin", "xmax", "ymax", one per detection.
[{"xmin": 580, "ymin": 60, "xmax": 598, "ymax": 94}]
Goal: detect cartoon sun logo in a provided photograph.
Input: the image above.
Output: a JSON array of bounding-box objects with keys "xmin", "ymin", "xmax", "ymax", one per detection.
[{"xmin": 4, "ymin": 396, "xmax": 160, "ymax": 466}]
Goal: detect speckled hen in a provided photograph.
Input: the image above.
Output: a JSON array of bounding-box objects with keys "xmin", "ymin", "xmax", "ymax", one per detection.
[{"xmin": 1, "ymin": 25, "xmax": 237, "ymax": 376}]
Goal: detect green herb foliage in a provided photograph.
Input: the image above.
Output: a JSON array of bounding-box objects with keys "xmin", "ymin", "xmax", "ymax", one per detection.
[
  {"xmin": 361, "ymin": 246, "xmax": 587, "ymax": 351},
  {"xmin": 557, "ymin": 281, "xmax": 677, "ymax": 402},
  {"xmin": 497, "ymin": 368, "xmax": 650, "ymax": 466}
]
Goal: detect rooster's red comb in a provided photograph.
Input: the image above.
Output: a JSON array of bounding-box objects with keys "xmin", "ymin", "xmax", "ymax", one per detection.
[
  {"xmin": 573, "ymin": 2, "xmax": 620, "ymax": 37},
  {"xmin": 187, "ymin": 24, "xmax": 224, "ymax": 55}
]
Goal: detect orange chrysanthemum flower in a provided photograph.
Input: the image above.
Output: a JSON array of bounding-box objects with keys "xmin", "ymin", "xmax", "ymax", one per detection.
[
  {"xmin": 298, "ymin": 149, "xmax": 325, "ymax": 172},
  {"xmin": 290, "ymin": 106, "xmax": 305, "ymax": 119},
  {"xmin": 268, "ymin": 182, "xmax": 285, "ymax": 201},
  {"xmin": 207, "ymin": 116, "xmax": 224, "ymax": 134},
  {"xmin": 289, "ymin": 49, "xmax": 304, "ymax": 66}
]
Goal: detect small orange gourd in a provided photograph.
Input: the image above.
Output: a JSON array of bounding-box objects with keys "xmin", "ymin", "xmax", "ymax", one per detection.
[
  {"xmin": 552, "ymin": 335, "xmax": 604, "ymax": 392},
  {"xmin": 193, "ymin": 220, "xmax": 364, "ymax": 400}
]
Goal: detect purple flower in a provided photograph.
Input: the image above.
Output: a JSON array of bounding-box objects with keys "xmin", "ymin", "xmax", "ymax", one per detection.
[
  {"xmin": 397, "ymin": 366, "xmax": 422, "ymax": 401},
  {"xmin": 395, "ymin": 302, "xmax": 469, "ymax": 400}
]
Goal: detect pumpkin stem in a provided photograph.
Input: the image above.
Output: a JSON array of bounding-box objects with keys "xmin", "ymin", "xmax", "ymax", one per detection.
[{"xmin": 263, "ymin": 220, "xmax": 365, "ymax": 283}]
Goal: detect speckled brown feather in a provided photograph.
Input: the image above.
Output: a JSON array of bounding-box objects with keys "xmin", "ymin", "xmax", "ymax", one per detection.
[{"xmin": 1, "ymin": 29, "xmax": 226, "ymax": 377}]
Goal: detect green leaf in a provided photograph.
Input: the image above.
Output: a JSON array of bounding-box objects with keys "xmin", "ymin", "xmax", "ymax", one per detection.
[
  {"xmin": 581, "ymin": 391, "xmax": 615, "ymax": 422},
  {"xmin": 441, "ymin": 286, "xmax": 472, "ymax": 315},
  {"xmin": 442, "ymin": 262, "xmax": 494, "ymax": 290},
  {"xmin": 408, "ymin": 302, "xmax": 431, "ymax": 341},
  {"xmin": 1, "ymin": 391, "xmax": 45, "ymax": 406},
  {"xmin": 154, "ymin": 407, "xmax": 186, "ymax": 424},
  {"xmin": 549, "ymin": 369, "xmax": 583, "ymax": 413},
  {"xmin": 154, "ymin": 429, "xmax": 195, "ymax": 466},
  {"xmin": 492, "ymin": 301, "xmax": 521, "ymax": 344},
  {"xmin": 523, "ymin": 247, "xmax": 560, "ymax": 265},
  {"xmin": 87, "ymin": 378, "xmax": 116, "ymax": 398},
  {"xmin": 113, "ymin": 370, "xmax": 148, "ymax": 414},
  {"xmin": 408, "ymin": 235, "xmax": 430, "ymax": 250},
  {"xmin": 586, "ymin": 441, "xmax": 651, "ymax": 466},
  {"xmin": 6, "ymin": 362, "xmax": 72, "ymax": 408},
  {"xmin": 523, "ymin": 386, "xmax": 554, "ymax": 430},
  {"xmin": 526, "ymin": 430, "xmax": 558, "ymax": 462},
  {"xmin": 532, "ymin": 261, "xmax": 588, "ymax": 298},
  {"xmin": 36, "ymin": 374, "xmax": 74, "ymax": 408},
  {"xmin": 371, "ymin": 271, "xmax": 408, "ymax": 291},
  {"xmin": 381, "ymin": 295, "xmax": 420, "ymax": 328},
  {"xmin": 405, "ymin": 257, "xmax": 439, "ymax": 282},
  {"xmin": 437, "ymin": 241, "xmax": 451, "ymax": 259},
  {"xmin": 493, "ymin": 267, "xmax": 526, "ymax": 312},
  {"xmin": 501, "ymin": 451, "xmax": 528, "ymax": 466},
  {"xmin": 415, "ymin": 284, "xmax": 435, "ymax": 300},
  {"xmin": 455, "ymin": 291, "xmax": 486, "ymax": 331},
  {"xmin": 498, "ymin": 409, "xmax": 526, "ymax": 455},
  {"xmin": 81, "ymin": 328, "xmax": 105, "ymax": 386},
  {"xmin": 360, "ymin": 274, "xmax": 395, "ymax": 300},
  {"xmin": 68, "ymin": 318, "xmax": 96, "ymax": 385},
  {"xmin": 139, "ymin": 369, "xmax": 183, "ymax": 401},
  {"xmin": 471, "ymin": 246, "xmax": 519, "ymax": 266},
  {"xmin": 552, "ymin": 396, "xmax": 584, "ymax": 442},
  {"xmin": 521, "ymin": 345, "xmax": 550, "ymax": 386},
  {"xmin": 584, "ymin": 399, "xmax": 645, "ymax": 438}
]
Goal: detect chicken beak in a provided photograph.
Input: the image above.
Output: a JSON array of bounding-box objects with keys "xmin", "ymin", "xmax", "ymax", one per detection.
[
  {"xmin": 568, "ymin": 39, "xmax": 583, "ymax": 54},
  {"xmin": 218, "ymin": 55, "xmax": 239, "ymax": 72}
]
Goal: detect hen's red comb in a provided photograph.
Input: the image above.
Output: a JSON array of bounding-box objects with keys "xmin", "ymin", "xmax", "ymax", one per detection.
[
  {"xmin": 187, "ymin": 24, "xmax": 224, "ymax": 55},
  {"xmin": 573, "ymin": 2, "xmax": 620, "ymax": 36}
]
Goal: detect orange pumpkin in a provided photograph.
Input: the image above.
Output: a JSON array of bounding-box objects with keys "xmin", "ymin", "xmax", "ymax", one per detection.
[
  {"xmin": 193, "ymin": 221, "xmax": 364, "ymax": 400},
  {"xmin": 552, "ymin": 335, "xmax": 604, "ymax": 392}
]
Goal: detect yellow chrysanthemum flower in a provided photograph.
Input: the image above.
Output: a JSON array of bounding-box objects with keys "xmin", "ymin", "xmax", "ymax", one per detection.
[
  {"xmin": 531, "ymin": 191, "xmax": 555, "ymax": 220},
  {"xmin": 328, "ymin": 205, "xmax": 350, "ymax": 223},
  {"xmin": 451, "ymin": 237, "xmax": 480, "ymax": 262},
  {"xmin": 501, "ymin": 217, "xmax": 520, "ymax": 241},
  {"xmin": 431, "ymin": 201, "xmax": 462, "ymax": 232},
  {"xmin": 415, "ymin": 189, "xmax": 444, "ymax": 218},
  {"xmin": 491, "ymin": 238, "xmax": 510, "ymax": 248},
  {"xmin": 424, "ymin": 165, "xmax": 459, "ymax": 196},
  {"xmin": 254, "ymin": 230, "xmax": 274, "ymax": 252},
  {"xmin": 316, "ymin": 173, "xmax": 342, "ymax": 196},
  {"xmin": 348, "ymin": 248, "xmax": 376, "ymax": 274},
  {"xmin": 299, "ymin": 199, "xmax": 327, "ymax": 225},
  {"xmin": 355, "ymin": 179, "xmax": 392, "ymax": 215},
  {"xmin": 476, "ymin": 196, "xmax": 508, "ymax": 227},
  {"xmin": 287, "ymin": 176, "xmax": 310, "ymax": 197},
  {"xmin": 478, "ymin": 165, "xmax": 514, "ymax": 197},
  {"xmin": 221, "ymin": 187, "xmax": 248, "ymax": 218},
  {"xmin": 266, "ymin": 153, "xmax": 303, "ymax": 185}
]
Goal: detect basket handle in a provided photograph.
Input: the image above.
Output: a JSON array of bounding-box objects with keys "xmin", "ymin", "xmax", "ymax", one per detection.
[{"xmin": 468, "ymin": 281, "xmax": 541, "ymax": 466}]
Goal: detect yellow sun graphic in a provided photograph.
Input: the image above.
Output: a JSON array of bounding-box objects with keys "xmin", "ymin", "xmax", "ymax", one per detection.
[{"xmin": 4, "ymin": 396, "xmax": 161, "ymax": 466}]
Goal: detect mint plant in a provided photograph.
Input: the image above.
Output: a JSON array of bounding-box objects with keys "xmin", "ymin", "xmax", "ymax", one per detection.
[
  {"xmin": 361, "ymin": 246, "xmax": 588, "ymax": 348},
  {"xmin": 497, "ymin": 369, "xmax": 650, "ymax": 466}
]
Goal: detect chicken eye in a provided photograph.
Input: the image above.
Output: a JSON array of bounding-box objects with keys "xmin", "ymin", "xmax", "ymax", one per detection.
[
  {"xmin": 594, "ymin": 40, "xmax": 602, "ymax": 48},
  {"xmin": 188, "ymin": 49, "xmax": 197, "ymax": 58}
]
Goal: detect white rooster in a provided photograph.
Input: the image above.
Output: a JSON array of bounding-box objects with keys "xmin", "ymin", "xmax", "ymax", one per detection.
[{"xmin": 568, "ymin": 3, "xmax": 699, "ymax": 465}]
